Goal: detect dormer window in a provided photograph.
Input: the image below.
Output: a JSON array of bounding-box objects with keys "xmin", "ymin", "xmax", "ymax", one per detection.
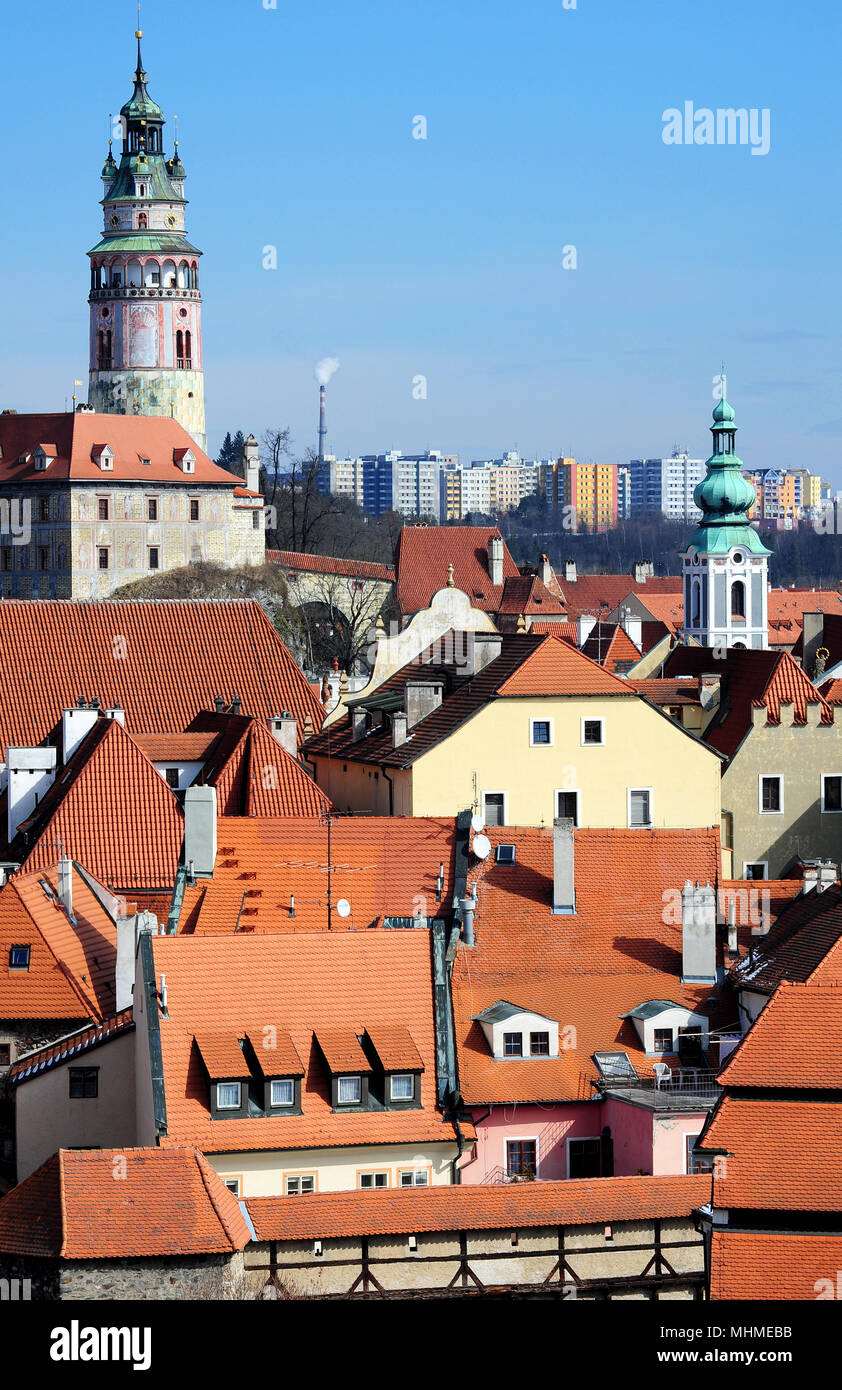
[
  {"xmin": 503, "ymin": 1032, "xmax": 523, "ymax": 1057},
  {"xmin": 216, "ymin": 1082, "xmax": 241, "ymax": 1110},
  {"xmin": 337, "ymin": 1075, "xmax": 362, "ymax": 1105},
  {"xmin": 194, "ymin": 1033, "xmax": 252, "ymax": 1119},
  {"xmin": 473, "ymin": 1001, "xmax": 560, "ymax": 1060},
  {"xmin": 270, "ymin": 1079, "xmax": 295, "ymax": 1107},
  {"xmin": 91, "ymin": 445, "xmax": 114, "ymax": 471},
  {"xmin": 390, "ymin": 1074, "xmax": 415, "ymax": 1102},
  {"xmin": 33, "ymin": 446, "xmax": 56, "ymax": 472},
  {"xmin": 174, "ymin": 448, "xmax": 195, "ymax": 473}
]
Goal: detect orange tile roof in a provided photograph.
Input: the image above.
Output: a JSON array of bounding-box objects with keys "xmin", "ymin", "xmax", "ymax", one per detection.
[
  {"xmin": 268, "ymin": 550, "xmax": 395, "ymax": 583},
  {"xmin": 367, "ymin": 1026, "xmax": 425, "ymax": 1072},
  {"xmin": 701, "ymin": 1095, "xmax": 842, "ymax": 1209},
  {"xmin": 175, "ymin": 816, "xmax": 456, "ymax": 935},
  {"xmin": 718, "ymin": 981, "xmax": 842, "ymax": 1088},
  {"xmin": 10, "ymin": 1010, "xmax": 134, "ymax": 1086},
  {"xmin": 452, "ymin": 826, "xmax": 724, "ymax": 1104},
  {"xmin": 395, "ymin": 526, "xmax": 520, "ymax": 614},
  {"xmin": 151, "ymin": 932, "xmax": 457, "ymax": 1154},
  {"xmin": 630, "ymin": 678, "xmax": 701, "ymax": 704},
  {"xmin": 581, "ymin": 623, "xmax": 641, "ymax": 672},
  {"xmin": 0, "ymin": 600, "xmax": 324, "ymax": 752},
  {"xmin": 497, "ymin": 574, "xmax": 568, "ymax": 616},
  {"xmin": 496, "ymin": 633, "xmax": 633, "ymax": 696},
  {"xmin": 710, "ymin": 1231, "xmax": 842, "ymax": 1301},
  {"xmin": 14, "ymin": 718, "xmax": 184, "ymax": 892},
  {"xmin": 250, "ymin": 1030, "xmax": 305, "ymax": 1077},
  {"xmin": 632, "ymin": 593, "xmax": 684, "ymax": 632},
  {"xmin": 133, "ymin": 733, "xmax": 220, "ymax": 761},
  {"xmin": 529, "ymin": 620, "xmax": 578, "ymax": 643},
  {"xmin": 0, "ymin": 412, "xmax": 243, "ymax": 487},
  {"xmin": 197, "ymin": 715, "xmax": 331, "ymax": 818},
  {"xmin": 559, "ymin": 574, "xmax": 682, "ymax": 621},
  {"xmin": 194, "ymin": 1033, "xmax": 252, "ymax": 1079},
  {"xmin": 0, "ymin": 865, "xmax": 120, "ymax": 1023},
  {"xmin": 246, "ymin": 1173, "xmax": 710, "ymax": 1242},
  {"xmin": 0, "ymin": 1147, "xmax": 250, "ymax": 1258},
  {"xmin": 316, "ymin": 1029, "xmax": 371, "ymax": 1073}
]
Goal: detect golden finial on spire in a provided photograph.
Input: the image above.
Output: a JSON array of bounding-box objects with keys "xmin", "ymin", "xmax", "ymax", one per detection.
[{"xmin": 516, "ymin": 613, "xmax": 527, "ymax": 632}]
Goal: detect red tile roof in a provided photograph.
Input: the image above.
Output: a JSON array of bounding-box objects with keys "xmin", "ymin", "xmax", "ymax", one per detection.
[
  {"xmin": 268, "ymin": 550, "xmax": 395, "ymax": 583},
  {"xmin": 134, "ymin": 733, "xmax": 219, "ymax": 761},
  {"xmin": 0, "ymin": 413, "xmax": 244, "ymax": 487},
  {"xmin": 559, "ymin": 574, "xmax": 682, "ymax": 621},
  {"xmin": 191, "ymin": 713, "xmax": 331, "ymax": 818},
  {"xmin": 366, "ymin": 1026, "xmax": 425, "ymax": 1072},
  {"xmin": 630, "ymin": 678, "xmax": 701, "ymax": 704},
  {"xmin": 0, "ymin": 600, "xmax": 324, "ymax": 752},
  {"xmin": 0, "ymin": 1147, "xmax": 250, "ymax": 1258},
  {"xmin": 0, "ymin": 867, "xmax": 120, "ymax": 1023},
  {"xmin": 496, "ymin": 634, "xmax": 634, "ymax": 696},
  {"xmin": 730, "ymin": 884, "xmax": 842, "ymax": 994},
  {"xmin": 245, "ymin": 1174, "xmax": 710, "ymax": 1242},
  {"xmin": 151, "ymin": 932, "xmax": 459, "ymax": 1154},
  {"xmin": 580, "ymin": 623, "xmax": 641, "ymax": 672},
  {"xmin": 529, "ymin": 621, "xmax": 578, "ymax": 643},
  {"xmin": 704, "ymin": 1096, "xmax": 842, "ymax": 1210},
  {"xmin": 316, "ymin": 1029, "xmax": 372, "ymax": 1073},
  {"xmin": 395, "ymin": 527, "xmax": 520, "ymax": 614},
  {"xmin": 194, "ymin": 1033, "xmax": 252, "ymax": 1079},
  {"xmin": 13, "ymin": 718, "xmax": 184, "ymax": 892},
  {"xmin": 710, "ymin": 1231, "xmax": 842, "ymax": 1301},
  {"xmin": 452, "ymin": 826, "xmax": 724, "ymax": 1104},
  {"xmin": 497, "ymin": 575, "xmax": 568, "ymax": 616},
  {"xmin": 718, "ymin": 981, "xmax": 842, "ymax": 1088},
  {"xmin": 174, "ymin": 816, "xmax": 456, "ymax": 935},
  {"xmin": 10, "ymin": 1011, "xmax": 135, "ymax": 1086}
]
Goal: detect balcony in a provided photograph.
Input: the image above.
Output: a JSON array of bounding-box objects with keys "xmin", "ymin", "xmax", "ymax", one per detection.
[
  {"xmin": 597, "ymin": 1070, "xmax": 720, "ymax": 1111},
  {"xmin": 89, "ymin": 287, "xmax": 201, "ymax": 302}
]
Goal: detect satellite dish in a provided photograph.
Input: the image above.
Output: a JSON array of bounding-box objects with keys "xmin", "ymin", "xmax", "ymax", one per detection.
[
  {"xmin": 470, "ymin": 813, "xmax": 485, "ymax": 834},
  {"xmin": 472, "ymin": 834, "xmax": 491, "ymax": 861},
  {"xmin": 336, "ymin": 899, "xmax": 351, "ymax": 918}
]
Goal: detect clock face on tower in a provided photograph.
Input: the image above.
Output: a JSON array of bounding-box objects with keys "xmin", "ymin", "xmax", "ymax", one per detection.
[
  {"xmin": 166, "ymin": 214, "xmax": 177, "ymax": 228},
  {"xmin": 110, "ymin": 214, "xmax": 120, "ymax": 227}
]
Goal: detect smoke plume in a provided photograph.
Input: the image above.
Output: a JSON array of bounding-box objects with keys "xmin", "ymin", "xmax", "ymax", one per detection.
[{"xmin": 314, "ymin": 357, "xmax": 340, "ymax": 386}]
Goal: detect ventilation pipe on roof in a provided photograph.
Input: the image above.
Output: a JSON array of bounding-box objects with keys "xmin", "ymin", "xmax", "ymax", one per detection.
[
  {"xmin": 229, "ymin": 696, "xmax": 242, "ymax": 715},
  {"xmin": 183, "ymin": 785, "xmax": 217, "ymax": 879},
  {"xmin": 57, "ymin": 856, "xmax": 73, "ymax": 918},
  {"xmin": 552, "ymin": 818, "xmax": 575, "ymax": 914},
  {"xmin": 269, "ymin": 711, "xmax": 297, "ymax": 757},
  {"xmin": 214, "ymin": 695, "xmax": 226, "ymax": 714},
  {"xmin": 681, "ymin": 880, "xmax": 717, "ymax": 984},
  {"xmin": 488, "ymin": 535, "xmax": 504, "ymax": 587}
]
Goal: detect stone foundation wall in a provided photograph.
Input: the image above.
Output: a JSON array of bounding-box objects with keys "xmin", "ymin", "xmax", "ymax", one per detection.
[{"xmin": 0, "ymin": 1252, "xmax": 247, "ymax": 1301}]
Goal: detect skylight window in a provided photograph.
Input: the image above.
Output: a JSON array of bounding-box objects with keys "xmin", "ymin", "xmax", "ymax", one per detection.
[
  {"xmin": 594, "ymin": 1051, "xmax": 637, "ymax": 1081},
  {"xmin": 9, "ymin": 945, "xmax": 31, "ymax": 971},
  {"xmin": 496, "ymin": 844, "xmax": 516, "ymax": 865}
]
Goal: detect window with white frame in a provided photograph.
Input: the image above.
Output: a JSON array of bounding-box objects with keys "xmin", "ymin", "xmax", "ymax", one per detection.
[
  {"xmin": 359, "ymin": 1171, "xmax": 389, "ymax": 1189},
  {"xmin": 760, "ymin": 775, "xmax": 782, "ymax": 813},
  {"xmin": 398, "ymin": 1169, "xmax": 429, "ymax": 1187},
  {"xmin": 530, "ymin": 719, "xmax": 553, "ymax": 746},
  {"xmin": 286, "ymin": 1174, "xmax": 315, "ymax": 1196},
  {"xmin": 556, "ymin": 790, "xmax": 580, "ymax": 827},
  {"xmin": 581, "ymin": 718, "xmax": 604, "ymax": 746},
  {"xmin": 483, "ymin": 792, "xmax": 506, "ymax": 826},
  {"xmin": 390, "ymin": 1074, "xmax": 414, "ymax": 1101},
  {"xmin": 216, "ymin": 1082, "xmax": 241, "ymax": 1110},
  {"xmin": 270, "ymin": 1079, "xmax": 295, "ymax": 1107},
  {"xmin": 628, "ymin": 788, "xmax": 652, "ymax": 828},
  {"xmin": 337, "ymin": 1075, "xmax": 362, "ymax": 1105},
  {"xmin": 822, "ymin": 775, "xmax": 842, "ymax": 813},
  {"xmin": 744, "ymin": 861, "xmax": 768, "ymax": 880},
  {"xmin": 221, "ymin": 1177, "xmax": 241, "ymax": 1196}
]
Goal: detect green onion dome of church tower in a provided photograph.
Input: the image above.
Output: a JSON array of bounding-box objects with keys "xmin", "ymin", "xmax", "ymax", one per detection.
[{"xmin": 685, "ymin": 376, "xmax": 770, "ymax": 556}]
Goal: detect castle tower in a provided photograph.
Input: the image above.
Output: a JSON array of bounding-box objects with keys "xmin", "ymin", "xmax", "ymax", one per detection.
[
  {"xmin": 87, "ymin": 30, "xmax": 206, "ymax": 451},
  {"xmin": 682, "ymin": 376, "xmax": 770, "ymax": 650}
]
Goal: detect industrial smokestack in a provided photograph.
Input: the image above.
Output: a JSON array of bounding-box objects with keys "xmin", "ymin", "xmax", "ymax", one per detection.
[
  {"xmin": 318, "ymin": 383, "xmax": 327, "ymax": 461},
  {"xmin": 314, "ymin": 357, "xmax": 340, "ymax": 462}
]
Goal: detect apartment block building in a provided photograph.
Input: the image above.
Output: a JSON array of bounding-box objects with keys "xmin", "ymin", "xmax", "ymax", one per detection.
[{"xmin": 627, "ymin": 452, "xmax": 706, "ymax": 521}]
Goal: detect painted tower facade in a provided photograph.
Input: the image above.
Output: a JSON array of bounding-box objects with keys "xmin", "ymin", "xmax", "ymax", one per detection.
[
  {"xmin": 682, "ymin": 379, "xmax": 770, "ymax": 650},
  {"xmin": 88, "ymin": 33, "xmax": 206, "ymax": 452}
]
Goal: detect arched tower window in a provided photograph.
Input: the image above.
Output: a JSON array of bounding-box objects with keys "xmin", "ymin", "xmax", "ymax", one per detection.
[
  {"xmin": 185, "ymin": 330, "xmax": 192, "ymax": 367},
  {"xmin": 731, "ymin": 580, "xmax": 746, "ymax": 619},
  {"xmin": 137, "ymin": 212, "xmax": 148, "ymax": 230},
  {"xmin": 691, "ymin": 579, "xmax": 701, "ymax": 626},
  {"xmin": 176, "ymin": 329, "xmax": 184, "ymax": 368}
]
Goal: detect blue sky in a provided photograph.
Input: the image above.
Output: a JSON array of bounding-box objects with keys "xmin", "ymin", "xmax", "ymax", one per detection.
[{"xmin": 2, "ymin": 0, "xmax": 841, "ymax": 478}]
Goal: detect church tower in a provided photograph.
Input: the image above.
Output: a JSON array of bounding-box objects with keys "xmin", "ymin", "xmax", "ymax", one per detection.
[
  {"xmin": 88, "ymin": 30, "xmax": 206, "ymax": 452},
  {"xmin": 682, "ymin": 377, "xmax": 770, "ymax": 650}
]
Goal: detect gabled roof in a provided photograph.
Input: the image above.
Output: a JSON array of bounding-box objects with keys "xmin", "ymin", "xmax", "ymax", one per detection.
[
  {"xmin": 10, "ymin": 1011, "xmax": 135, "ymax": 1086},
  {"xmin": 149, "ymin": 932, "xmax": 456, "ymax": 1154},
  {"xmin": 395, "ymin": 526, "xmax": 519, "ymax": 614},
  {"xmin": 0, "ymin": 1148, "xmax": 250, "ymax": 1258},
  {"xmin": 497, "ymin": 634, "xmax": 633, "ymax": 696},
  {"xmin": 268, "ymin": 550, "xmax": 395, "ymax": 583},
  {"xmin": 710, "ymin": 1231, "xmax": 842, "ymax": 1301},
  {"xmin": 630, "ymin": 677, "xmax": 701, "ymax": 705},
  {"xmin": 0, "ymin": 866, "xmax": 120, "ymax": 1022},
  {"xmin": 11, "ymin": 717, "xmax": 183, "ymax": 892},
  {"xmin": 186, "ymin": 711, "xmax": 331, "ymax": 817},
  {"xmin": 766, "ymin": 588, "xmax": 842, "ymax": 644},
  {"xmin": 497, "ymin": 574, "xmax": 567, "ymax": 616},
  {"xmin": 0, "ymin": 413, "xmax": 244, "ymax": 487},
  {"xmin": 174, "ymin": 816, "xmax": 457, "ymax": 935},
  {"xmin": 559, "ymin": 574, "xmax": 682, "ymax": 622},
  {"xmin": 663, "ymin": 646, "xmax": 833, "ymax": 758},
  {"xmin": 451, "ymin": 825, "xmax": 724, "ymax": 1104},
  {"xmin": 701, "ymin": 1095, "xmax": 842, "ymax": 1210},
  {"xmin": 580, "ymin": 623, "xmax": 641, "ymax": 673},
  {"xmin": 0, "ymin": 600, "xmax": 324, "ymax": 751},
  {"xmin": 245, "ymin": 1174, "xmax": 710, "ymax": 1242},
  {"xmin": 717, "ymin": 981, "xmax": 842, "ymax": 1088}
]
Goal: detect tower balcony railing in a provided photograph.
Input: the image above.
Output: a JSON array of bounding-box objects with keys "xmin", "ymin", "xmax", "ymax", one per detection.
[{"xmin": 88, "ymin": 286, "xmax": 201, "ymax": 302}]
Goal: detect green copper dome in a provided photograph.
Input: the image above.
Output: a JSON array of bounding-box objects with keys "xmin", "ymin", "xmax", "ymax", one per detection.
[{"xmin": 684, "ymin": 382, "xmax": 771, "ymax": 557}]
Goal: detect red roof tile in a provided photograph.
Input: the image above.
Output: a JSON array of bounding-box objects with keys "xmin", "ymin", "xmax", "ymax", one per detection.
[
  {"xmin": 194, "ymin": 1033, "xmax": 252, "ymax": 1079},
  {"xmin": 395, "ymin": 527, "xmax": 519, "ymax": 614},
  {"xmin": 718, "ymin": 981, "xmax": 842, "ymax": 1087},
  {"xmin": 246, "ymin": 1174, "xmax": 710, "ymax": 1241},
  {"xmin": 0, "ymin": 1147, "xmax": 250, "ymax": 1258},
  {"xmin": 134, "ymin": 733, "xmax": 219, "ymax": 761},
  {"xmin": 268, "ymin": 550, "xmax": 395, "ymax": 583},
  {"xmin": 316, "ymin": 1029, "xmax": 372, "ymax": 1073},
  {"xmin": 10, "ymin": 1011, "xmax": 134, "ymax": 1086},
  {"xmin": 710, "ymin": 1231, "xmax": 842, "ymax": 1301},
  {"xmin": 580, "ymin": 623, "xmax": 641, "ymax": 672},
  {"xmin": 367, "ymin": 1026, "xmax": 425, "ymax": 1072},
  {"xmin": 559, "ymin": 575, "xmax": 682, "ymax": 622},
  {"xmin": 194, "ymin": 714, "xmax": 331, "ymax": 818},
  {"xmin": 702, "ymin": 1095, "xmax": 842, "ymax": 1209},
  {"xmin": 0, "ymin": 600, "xmax": 324, "ymax": 752},
  {"xmin": 497, "ymin": 634, "xmax": 634, "ymax": 696},
  {"xmin": 497, "ymin": 574, "xmax": 568, "ymax": 616}
]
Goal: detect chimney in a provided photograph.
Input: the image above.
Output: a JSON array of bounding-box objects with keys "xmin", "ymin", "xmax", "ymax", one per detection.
[
  {"xmin": 214, "ymin": 695, "xmax": 226, "ymax": 713},
  {"xmin": 463, "ymin": 631, "xmax": 503, "ymax": 676},
  {"xmin": 104, "ymin": 706, "xmax": 125, "ymax": 726},
  {"xmin": 269, "ymin": 710, "xmax": 297, "ymax": 757},
  {"xmin": 183, "ymin": 785, "xmax": 217, "ymax": 878},
  {"xmin": 577, "ymin": 614, "xmax": 596, "ymax": 646},
  {"xmin": 57, "ymin": 856, "xmax": 73, "ymax": 916},
  {"xmin": 803, "ymin": 858, "xmax": 837, "ymax": 893},
  {"xmin": 681, "ymin": 881, "xmax": 717, "ymax": 984},
  {"xmin": 7, "ymin": 746, "xmax": 57, "ymax": 843},
  {"xmin": 802, "ymin": 612, "xmax": 825, "ymax": 677},
  {"xmin": 633, "ymin": 561, "xmax": 648, "ymax": 585},
  {"xmin": 699, "ymin": 672, "xmax": 721, "ymax": 712},
  {"xmin": 351, "ymin": 707, "xmax": 367, "ymax": 742},
  {"xmin": 564, "ymin": 559, "xmax": 577, "ymax": 583},
  {"xmin": 392, "ymin": 712, "xmax": 408, "ymax": 748},
  {"xmin": 620, "ymin": 608, "xmax": 642, "ymax": 651},
  {"xmin": 243, "ymin": 433, "xmax": 260, "ymax": 493},
  {"xmin": 488, "ymin": 535, "xmax": 504, "ymax": 587},
  {"xmin": 727, "ymin": 899, "xmax": 738, "ymax": 956},
  {"xmin": 405, "ymin": 680, "xmax": 443, "ymax": 728},
  {"xmin": 115, "ymin": 909, "xmax": 157, "ymax": 1011},
  {"xmin": 318, "ymin": 384, "xmax": 327, "ymax": 461},
  {"xmin": 538, "ymin": 553, "xmax": 552, "ymax": 587},
  {"xmin": 62, "ymin": 704, "xmax": 100, "ymax": 763},
  {"xmin": 552, "ymin": 817, "xmax": 575, "ymax": 914}
]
